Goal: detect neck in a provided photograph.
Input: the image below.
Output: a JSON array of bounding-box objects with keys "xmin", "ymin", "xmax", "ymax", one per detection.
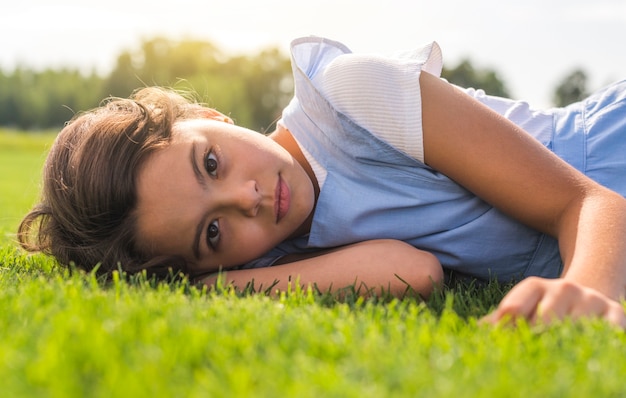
[{"xmin": 270, "ymin": 124, "xmax": 319, "ymax": 195}]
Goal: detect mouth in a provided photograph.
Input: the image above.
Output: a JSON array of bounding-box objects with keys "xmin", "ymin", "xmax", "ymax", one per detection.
[{"xmin": 275, "ymin": 174, "xmax": 291, "ymax": 223}]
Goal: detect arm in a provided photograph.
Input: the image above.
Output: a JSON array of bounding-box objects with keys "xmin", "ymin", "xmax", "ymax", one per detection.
[
  {"xmin": 200, "ymin": 239, "xmax": 443, "ymax": 299},
  {"xmin": 420, "ymin": 71, "xmax": 626, "ymax": 326}
]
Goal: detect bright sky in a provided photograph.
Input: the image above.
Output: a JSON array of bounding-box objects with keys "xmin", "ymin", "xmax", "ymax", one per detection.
[{"xmin": 2, "ymin": 0, "xmax": 625, "ymax": 107}]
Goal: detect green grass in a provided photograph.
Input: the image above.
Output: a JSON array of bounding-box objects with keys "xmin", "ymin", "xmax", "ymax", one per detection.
[
  {"xmin": 1, "ymin": 130, "xmax": 625, "ymax": 397},
  {"xmin": 0, "ymin": 128, "xmax": 54, "ymax": 244}
]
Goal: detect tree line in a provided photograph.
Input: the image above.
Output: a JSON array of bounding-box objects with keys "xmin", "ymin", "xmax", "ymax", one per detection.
[{"xmin": 0, "ymin": 37, "xmax": 589, "ymax": 132}]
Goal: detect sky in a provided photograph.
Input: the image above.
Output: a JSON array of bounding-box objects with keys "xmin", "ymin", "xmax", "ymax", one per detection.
[{"xmin": 2, "ymin": 0, "xmax": 625, "ymax": 108}]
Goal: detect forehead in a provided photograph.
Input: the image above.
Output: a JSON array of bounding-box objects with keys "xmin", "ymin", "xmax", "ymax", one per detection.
[
  {"xmin": 133, "ymin": 135, "xmax": 197, "ymax": 256},
  {"xmin": 171, "ymin": 119, "xmax": 204, "ymax": 141}
]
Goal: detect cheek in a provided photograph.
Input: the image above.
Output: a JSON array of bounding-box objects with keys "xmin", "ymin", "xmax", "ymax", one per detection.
[{"xmin": 225, "ymin": 222, "xmax": 281, "ymax": 262}]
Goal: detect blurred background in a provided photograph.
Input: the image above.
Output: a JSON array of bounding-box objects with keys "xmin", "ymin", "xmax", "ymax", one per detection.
[{"xmin": 1, "ymin": 0, "xmax": 624, "ymax": 132}]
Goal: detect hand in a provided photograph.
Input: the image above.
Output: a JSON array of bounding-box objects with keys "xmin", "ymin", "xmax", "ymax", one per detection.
[{"xmin": 482, "ymin": 276, "xmax": 626, "ymax": 329}]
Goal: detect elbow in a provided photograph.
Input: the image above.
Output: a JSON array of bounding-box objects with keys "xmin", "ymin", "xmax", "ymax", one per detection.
[
  {"xmin": 379, "ymin": 240, "xmax": 443, "ymax": 299},
  {"xmin": 410, "ymin": 250, "xmax": 443, "ymax": 299}
]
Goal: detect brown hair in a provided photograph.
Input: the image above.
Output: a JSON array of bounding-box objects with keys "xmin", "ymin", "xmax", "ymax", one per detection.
[{"xmin": 18, "ymin": 87, "xmax": 210, "ymax": 278}]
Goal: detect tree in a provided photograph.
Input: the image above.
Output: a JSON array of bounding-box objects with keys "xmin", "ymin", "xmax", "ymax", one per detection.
[
  {"xmin": 552, "ymin": 69, "xmax": 588, "ymax": 107},
  {"xmin": 234, "ymin": 48, "xmax": 293, "ymax": 132},
  {"xmin": 101, "ymin": 37, "xmax": 292, "ymax": 131},
  {"xmin": 102, "ymin": 52, "xmax": 139, "ymax": 98},
  {"xmin": 442, "ymin": 59, "xmax": 510, "ymax": 98},
  {"xmin": 1, "ymin": 67, "xmax": 103, "ymax": 129}
]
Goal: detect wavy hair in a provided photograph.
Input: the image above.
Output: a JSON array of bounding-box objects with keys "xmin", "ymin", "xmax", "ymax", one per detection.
[{"xmin": 18, "ymin": 87, "xmax": 210, "ymax": 278}]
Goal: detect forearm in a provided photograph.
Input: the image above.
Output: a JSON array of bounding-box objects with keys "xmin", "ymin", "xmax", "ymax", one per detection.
[
  {"xmin": 557, "ymin": 186, "xmax": 626, "ymax": 300},
  {"xmin": 199, "ymin": 240, "xmax": 444, "ymax": 299}
]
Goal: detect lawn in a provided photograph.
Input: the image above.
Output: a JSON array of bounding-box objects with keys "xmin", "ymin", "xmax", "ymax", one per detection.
[{"xmin": 1, "ymin": 129, "xmax": 625, "ymax": 397}]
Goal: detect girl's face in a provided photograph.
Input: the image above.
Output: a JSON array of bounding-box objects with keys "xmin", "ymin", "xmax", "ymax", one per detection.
[{"xmin": 134, "ymin": 118, "xmax": 315, "ymax": 273}]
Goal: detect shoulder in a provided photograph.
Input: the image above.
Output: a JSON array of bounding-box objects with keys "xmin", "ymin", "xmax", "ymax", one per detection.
[{"xmin": 289, "ymin": 36, "xmax": 443, "ymax": 81}]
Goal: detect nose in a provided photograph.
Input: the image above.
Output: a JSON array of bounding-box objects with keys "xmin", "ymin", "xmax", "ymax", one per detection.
[{"xmin": 219, "ymin": 179, "xmax": 261, "ymax": 217}]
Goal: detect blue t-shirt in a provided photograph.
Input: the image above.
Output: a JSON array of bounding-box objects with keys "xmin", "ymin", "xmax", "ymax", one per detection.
[{"xmin": 242, "ymin": 36, "xmax": 626, "ymax": 283}]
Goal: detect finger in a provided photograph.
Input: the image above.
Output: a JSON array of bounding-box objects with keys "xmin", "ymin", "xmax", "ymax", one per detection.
[
  {"xmin": 533, "ymin": 281, "xmax": 582, "ymax": 325},
  {"xmin": 605, "ymin": 304, "xmax": 626, "ymax": 329},
  {"xmin": 567, "ymin": 290, "xmax": 610, "ymax": 320},
  {"xmin": 485, "ymin": 277, "xmax": 546, "ymax": 324},
  {"xmin": 547, "ymin": 285, "xmax": 626, "ymax": 329}
]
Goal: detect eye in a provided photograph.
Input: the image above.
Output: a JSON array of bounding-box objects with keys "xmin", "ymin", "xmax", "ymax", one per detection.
[
  {"xmin": 207, "ymin": 220, "xmax": 220, "ymax": 249},
  {"xmin": 204, "ymin": 150, "xmax": 218, "ymax": 177}
]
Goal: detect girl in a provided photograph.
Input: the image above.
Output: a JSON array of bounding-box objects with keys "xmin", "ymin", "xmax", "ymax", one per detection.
[{"xmin": 19, "ymin": 37, "xmax": 626, "ymax": 327}]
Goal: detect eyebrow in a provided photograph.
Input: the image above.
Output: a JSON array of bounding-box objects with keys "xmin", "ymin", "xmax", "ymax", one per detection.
[
  {"xmin": 191, "ymin": 143, "xmax": 208, "ymax": 260},
  {"xmin": 190, "ymin": 143, "xmax": 206, "ymax": 188}
]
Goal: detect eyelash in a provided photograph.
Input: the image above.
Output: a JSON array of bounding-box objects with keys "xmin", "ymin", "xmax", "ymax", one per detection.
[
  {"xmin": 204, "ymin": 148, "xmax": 220, "ymax": 249},
  {"xmin": 204, "ymin": 149, "xmax": 219, "ymax": 177},
  {"xmin": 207, "ymin": 220, "xmax": 220, "ymax": 250}
]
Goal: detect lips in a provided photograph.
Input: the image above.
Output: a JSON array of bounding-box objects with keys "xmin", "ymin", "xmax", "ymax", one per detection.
[{"xmin": 275, "ymin": 174, "xmax": 291, "ymax": 223}]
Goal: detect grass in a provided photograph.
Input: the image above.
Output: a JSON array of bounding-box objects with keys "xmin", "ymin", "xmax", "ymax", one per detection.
[
  {"xmin": 1, "ymin": 129, "xmax": 625, "ymax": 397},
  {"xmin": 0, "ymin": 128, "xmax": 54, "ymax": 243}
]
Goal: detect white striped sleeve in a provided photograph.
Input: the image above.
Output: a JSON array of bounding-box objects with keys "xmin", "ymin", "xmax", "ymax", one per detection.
[{"xmin": 312, "ymin": 42, "xmax": 442, "ymax": 163}]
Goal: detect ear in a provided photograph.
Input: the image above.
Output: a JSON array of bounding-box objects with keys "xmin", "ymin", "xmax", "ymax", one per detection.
[{"xmin": 200, "ymin": 109, "xmax": 234, "ymax": 124}]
